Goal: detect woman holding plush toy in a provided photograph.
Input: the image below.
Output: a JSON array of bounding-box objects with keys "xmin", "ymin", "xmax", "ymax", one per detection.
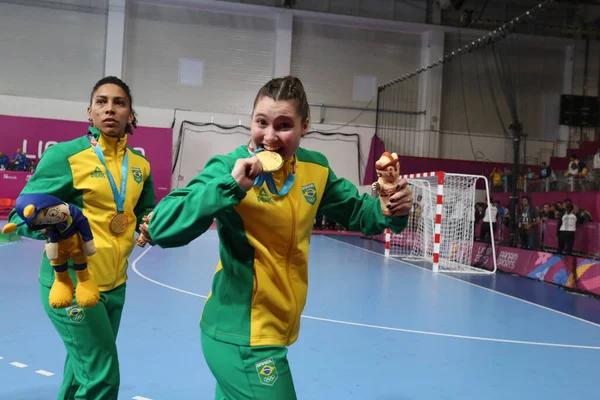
[
  {"xmin": 141, "ymin": 75, "xmax": 413, "ymax": 399},
  {"xmin": 8, "ymin": 76, "xmax": 155, "ymax": 399}
]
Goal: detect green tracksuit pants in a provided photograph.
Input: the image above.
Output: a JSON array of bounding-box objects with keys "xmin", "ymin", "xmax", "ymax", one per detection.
[
  {"xmin": 40, "ymin": 282, "xmax": 126, "ymax": 400},
  {"xmin": 201, "ymin": 329, "xmax": 298, "ymax": 400}
]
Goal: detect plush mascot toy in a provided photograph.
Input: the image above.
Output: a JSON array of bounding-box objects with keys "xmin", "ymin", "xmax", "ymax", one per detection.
[
  {"xmin": 372, "ymin": 152, "xmax": 402, "ymax": 217},
  {"xmin": 136, "ymin": 210, "xmax": 153, "ymax": 248},
  {"xmin": 2, "ymin": 193, "xmax": 100, "ymax": 309}
]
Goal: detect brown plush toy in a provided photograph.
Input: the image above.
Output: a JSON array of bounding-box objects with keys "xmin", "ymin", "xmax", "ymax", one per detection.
[
  {"xmin": 136, "ymin": 210, "xmax": 153, "ymax": 247},
  {"xmin": 371, "ymin": 152, "xmax": 401, "ymax": 216}
]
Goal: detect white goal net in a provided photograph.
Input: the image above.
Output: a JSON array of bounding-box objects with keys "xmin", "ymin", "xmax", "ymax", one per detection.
[{"xmin": 386, "ymin": 172, "xmax": 497, "ymax": 274}]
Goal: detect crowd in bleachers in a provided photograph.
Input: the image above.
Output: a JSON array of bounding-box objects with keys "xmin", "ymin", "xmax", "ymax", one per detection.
[
  {"xmin": 0, "ymin": 148, "xmax": 36, "ymax": 171},
  {"xmin": 476, "ymin": 195, "xmax": 594, "ymax": 256},
  {"xmin": 489, "ymin": 148, "xmax": 600, "ymax": 193}
]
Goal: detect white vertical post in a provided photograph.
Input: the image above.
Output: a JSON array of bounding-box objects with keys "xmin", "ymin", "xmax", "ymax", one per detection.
[
  {"xmin": 384, "ymin": 228, "xmax": 391, "ymax": 257},
  {"xmin": 559, "ymin": 44, "xmax": 575, "ymax": 145},
  {"xmin": 273, "ymin": 12, "xmax": 293, "ymax": 78},
  {"xmin": 104, "ymin": 0, "xmax": 127, "ymax": 78},
  {"xmin": 432, "ymin": 172, "xmax": 444, "ymax": 274},
  {"xmin": 416, "ymin": 31, "xmax": 444, "ymax": 158}
]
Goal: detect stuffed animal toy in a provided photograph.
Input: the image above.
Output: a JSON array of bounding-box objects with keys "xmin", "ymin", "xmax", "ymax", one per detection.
[
  {"xmin": 136, "ymin": 210, "xmax": 153, "ymax": 248},
  {"xmin": 2, "ymin": 193, "xmax": 99, "ymax": 309},
  {"xmin": 372, "ymin": 152, "xmax": 401, "ymax": 217}
]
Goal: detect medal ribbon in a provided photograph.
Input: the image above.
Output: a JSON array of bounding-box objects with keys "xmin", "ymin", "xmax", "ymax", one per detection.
[
  {"xmin": 247, "ymin": 142, "xmax": 296, "ymax": 196},
  {"xmin": 88, "ymin": 127, "xmax": 128, "ymax": 213}
]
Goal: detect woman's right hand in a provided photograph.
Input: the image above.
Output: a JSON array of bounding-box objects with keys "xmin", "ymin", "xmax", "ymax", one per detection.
[
  {"xmin": 136, "ymin": 212, "xmax": 154, "ymax": 247},
  {"xmin": 231, "ymin": 157, "xmax": 263, "ymax": 191}
]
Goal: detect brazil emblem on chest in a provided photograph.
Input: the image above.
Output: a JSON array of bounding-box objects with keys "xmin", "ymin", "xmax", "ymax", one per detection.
[
  {"xmin": 132, "ymin": 167, "xmax": 143, "ymax": 184},
  {"xmin": 302, "ymin": 183, "xmax": 317, "ymax": 205}
]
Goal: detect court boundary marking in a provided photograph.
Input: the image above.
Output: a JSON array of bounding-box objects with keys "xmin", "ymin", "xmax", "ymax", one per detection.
[
  {"xmin": 323, "ymin": 235, "xmax": 600, "ymax": 329},
  {"xmin": 131, "ymin": 245, "xmax": 600, "ymax": 350}
]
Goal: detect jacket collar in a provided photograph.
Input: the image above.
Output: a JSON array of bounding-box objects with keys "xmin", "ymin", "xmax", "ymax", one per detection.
[{"xmin": 88, "ymin": 126, "xmax": 128, "ymax": 157}]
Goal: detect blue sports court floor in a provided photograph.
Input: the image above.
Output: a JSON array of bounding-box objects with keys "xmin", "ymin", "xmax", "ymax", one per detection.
[{"xmin": 1, "ymin": 228, "xmax": 600, "ymax": 399}]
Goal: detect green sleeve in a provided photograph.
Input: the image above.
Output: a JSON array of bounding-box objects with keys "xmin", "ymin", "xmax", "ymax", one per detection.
[
  {"xmin": 8, "ymin": 145, "xmax": 78, "ymax": 240},
  {"xmin": 133, "ymin": 171, "xmax": 156, "ymax": 232},
  {"xmin": 318, "ymin": 166, "xmax": 408, "ymax": 236},
  {"xmin": 148, "ymin": 154, "xmax": 246, "ymax": 248}
]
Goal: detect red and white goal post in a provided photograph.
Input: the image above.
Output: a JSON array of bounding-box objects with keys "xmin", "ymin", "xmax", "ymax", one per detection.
[{"xmin": 383, "ymin": 171, "xmax": 497, "ymax": 274}]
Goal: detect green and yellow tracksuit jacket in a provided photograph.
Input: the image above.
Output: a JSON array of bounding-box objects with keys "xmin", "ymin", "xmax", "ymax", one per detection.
[
  {"xmin": 148, "ymin": 145, "xmax": 407, "ymax": 347},
  {"xmin": 9, "ymin": 129, "xmax": 155, "ymax": 292}
]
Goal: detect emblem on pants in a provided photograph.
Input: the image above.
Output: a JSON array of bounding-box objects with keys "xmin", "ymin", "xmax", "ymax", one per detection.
[
  {"xmin": 255, "ymin": 357, "xmax": 278, "ymax": 386},
  {"xmin": 65, "ymin": 305, "xmax": 85, "ymax": 323}
]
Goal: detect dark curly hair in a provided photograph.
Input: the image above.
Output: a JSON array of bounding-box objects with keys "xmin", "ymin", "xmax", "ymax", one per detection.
[{"xmin": 90, "ymin": 76, "xmax": 138, "ymax": 134}]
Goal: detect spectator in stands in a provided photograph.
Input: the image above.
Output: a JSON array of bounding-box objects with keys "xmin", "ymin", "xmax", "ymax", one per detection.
[
  {"xmin": 566, "ymin": 155, "xmax": 591, "ymax": 190},
  {"xmin": 593, "ymin": 148, "xmax": 600, "ymax": 175},
  {"xmin": 314, "ymin": 213, "xmax": 324, "ymax": 230},
  {"xmin": 496, "ymin": 202, "xmax": 505, "ymax": 218},
  {"xmin": 558, "ymin": 203, "xmax": 577, "ymax": 255},
  {"xmin": 553, "ymin": 202, "xmax": 563, "ymax": 218},
  {"xmin": 494, "ymin": 202, "xmax": 507, "ymax": 243},
  {"xmin": 474, "ymin": 203, "xmax": 485, "ymax": 239},
  {"xmin": 502, "ymin": 168, "xmax": 511, "ymax": 191},
  {"xmin": 525, "ymin": 168, "xmax": 536, "ymax": 180},
  {"xmin": 539, "ymin": 162, "xmax": 556, "ymax": 191},
  {"xmin": 539, "ymin": 203, "xmax": 551, "ymax": 221},
  {"xmin": 577, "ymin": 159, "xmax": 589, "ymax": 176},
  {"xmin": 407, "ymin": 194, "xmax": 422, "ymax": 232},
  {"xmin": 28, "ymin": 158, "xmax": 37, "ymax": 172},
  {"xmin": 539, "ymin": 203, "xmax": 553, "ymax": 247},
  {"xmin": 11, "ymin": 148, "xmax": 30, "ymax": 171},
  {"xmin": 566, "ymin": 155, "xmax": 579, "ymax": 177},
  {"xmin": 490, "ymin": 168, "xmax": 503, "ymax": 192},
  {"xmin": 323, "ymin": 215, "xmax": 341, "ymax": 231},
  {"xmin": 546, "ymin": 204, "xmax": 558, "ymax": 220},
  {"xmin": 519, "ymin": 196, "xmax": 539, "ymax": 250},
  {"xmin": 573, "ymin": 204, "xmax": 592, "ymax": 223},
  {"xmin": 480, "ymin": 200, "xmax": 498, "ymax": 243},
  {"xmin": 0, "ymin": 152, "xmax": 9, "ymax": 170},
  {"xmin": 577, "ymin": 159, "xmax": 592, "ymax": 190}
]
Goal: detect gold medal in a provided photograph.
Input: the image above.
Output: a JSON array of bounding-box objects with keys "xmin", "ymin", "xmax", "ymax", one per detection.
[
  {"xmin": 110, "ymin": 213, "xmax": 129, "ymax": 235},
  {"xmin": 255, "ymin": 150, "xmax": 283, "ymax": 172}
]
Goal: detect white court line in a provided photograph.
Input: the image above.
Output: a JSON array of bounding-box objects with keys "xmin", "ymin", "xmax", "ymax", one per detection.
[
  {"xmin": 130, "ymin": 244, "xmax": 600, "ymax": 350},
  {"xmin": 132, "ymin": 246, "xmax": 207, "ymax": 299},
  {"xmin": 0, "ymin": 237, "xmax": 42, "ymax": 248},
  {"xmin": 301, "ymin": 315, "xmax": 600, "ymax": 350},
  {"xmin": 323, "ymin": 235, "xmax": 600, "ymax": 329},
  {"xmin": 133, "ymin": 396, "xmax": 153, "ymax": 400},
  {"xmin": 3, "ymin": 357, "xmax": 55, "ymax": 378}
]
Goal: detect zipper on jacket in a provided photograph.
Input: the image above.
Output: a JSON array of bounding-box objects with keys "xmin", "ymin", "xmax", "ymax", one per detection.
[
  {"xmin": 285, "ymin": 194, "xmax": 298, "ymax": 342},
  {"xmin": 113, "ymin": 141, "xmax": 123, "ymax": 287}
]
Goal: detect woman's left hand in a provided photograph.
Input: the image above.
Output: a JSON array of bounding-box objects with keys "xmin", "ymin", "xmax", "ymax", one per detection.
[{"xmin": 387, "ymin": 178, "xmax": 413, "ymax": 217}]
